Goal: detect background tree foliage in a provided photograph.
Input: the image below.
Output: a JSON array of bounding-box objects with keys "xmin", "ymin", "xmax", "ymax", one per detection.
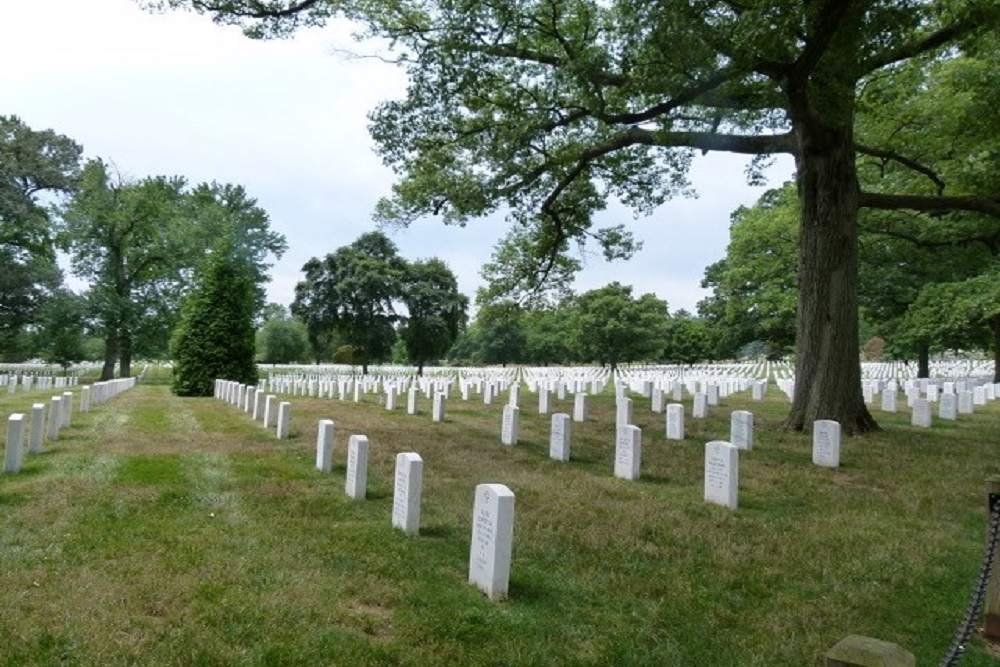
[
  {"xmin": 699, "ymin": 185, "xmax": 799, "ymax": 360},
  {"xmin": 400, "ymin": 258, "xmax": 468, "ymax": 374},
  {"xmin": 58, "ymin": 160, "xmax": 285, "ymax": 378},
  {"xmin": 567, "ymin": 283, "xmax": 669, "ymax": 371},
  {"xmin": 292, "ymin": 231, "xmax": 468, "ymax": 374},
  {"xmin": 0, "ymin": 115, "xmax": 81, "ymax": 360},
  {"xmin": 701, "ymin": 35, "xmax": 1000, "ymax": 377},
  {"xmin": 256, "ymin": 305, "xmax": 310, "ymax": 364}
]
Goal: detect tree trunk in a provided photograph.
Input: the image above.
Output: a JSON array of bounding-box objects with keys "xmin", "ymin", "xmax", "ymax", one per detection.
[
  {"xmin": 101, "ymin": 329, "xmax": 119, "ymax": 381},
  {"xmin": 992, "ymin": 318, "xmax": 1000, "ymax": 383},
  {"xmin": 917, "ymin": 340, "xmax": 930, "ymax": 379},
  {"xmin": 417, "ymin": 361, "xmax": 424, "ymax": 376},
  {"xmin": 784, "ymin": 99, "xmax": 878, "ymax": 435}
]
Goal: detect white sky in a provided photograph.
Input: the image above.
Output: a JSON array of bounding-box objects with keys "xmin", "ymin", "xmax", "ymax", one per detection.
[{"xmin": 0, "ymin": 0, "xmax": 794, "ymax": 314}]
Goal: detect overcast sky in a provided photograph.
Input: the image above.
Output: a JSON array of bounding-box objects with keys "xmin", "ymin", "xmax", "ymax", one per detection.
[{"xmin": 1, "ymin": 0, "xmax": 794, "ymax": 314}]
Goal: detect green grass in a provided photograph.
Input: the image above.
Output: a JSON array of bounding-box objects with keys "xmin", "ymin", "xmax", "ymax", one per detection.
[{"xmin": 1, "ymin": 380, "xmax": 999, "ymax": 666}]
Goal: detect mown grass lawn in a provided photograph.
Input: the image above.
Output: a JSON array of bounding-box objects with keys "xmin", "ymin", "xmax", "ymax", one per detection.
[{"xmin": 1, "ymin": 374, "xmax": 999, "ymax": 666}]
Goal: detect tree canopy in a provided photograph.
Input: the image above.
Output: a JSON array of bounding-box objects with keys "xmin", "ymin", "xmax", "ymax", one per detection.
[
  {"xmin": 148, "ymin": 0, "xmax": 1000, "ymax": 432},
  {"xmin": 292, "ymin": 231, "xmax": 469, "ymax": 374},
  {"xmin": 400, "ymin": 258, "xmax": 468, "ymax": 374},
  {"xmin": 568, "ymin": 283, "xmax": 668, "ymax": 372},
  {"xmin": 0, "ymin": 115, "xmax": 81, "ymax": 359},
  {"xmin": 58, "ymin": 160, "xmax": 286, "ymax": 378}
]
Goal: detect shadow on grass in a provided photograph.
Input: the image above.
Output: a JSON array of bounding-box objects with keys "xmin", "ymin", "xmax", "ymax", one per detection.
[
  {"xmin": 419, "ymin": 524, "xmax": 462, "ymax": 539},
  {"xmin": 0, "ymin": 490, "xmax": 28, "ymax": 506}
]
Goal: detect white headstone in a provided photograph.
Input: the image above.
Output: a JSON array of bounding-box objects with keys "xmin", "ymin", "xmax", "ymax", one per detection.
[
  {"xmin": 752, "ymin": 381, "xmax": 765, "ymax": 401},
  {"xmin": 616, "ymin": 397, "xmax": 633, "ymax": 428},
  {"xmin": 666, "ymin": 403, "xmax": 685, "ymax": 441},
  {"xmin": 469, "ymin": 483, "xmax": 515, "ymax": 600},
  {"xmin": 881, "ymin": 389, "xmax": 897, "ymax": 413},
  {"xmin": 549, "ymin": 413, "xmax": 571, "ymax": 461},
  {"xmin": 509, "ymin": 383, "xmax": 520, "ymax": 407},
  {"xmin": 80, "ymin": 386, "xmax": 91, "ymax": 413},
  {"xmin": 407, "ymin": 387, "xmax": 418, "ymax": 415},
  {"xmin": 316, "ymin": 419, "xmax": 335, "ymax": 472},
  {"xmin": 501, "ymin": 404, "xmax": 519, "ymax": 446},
  {"xmin": 573, "ymin": 393, "xmax": 588, "ymax": 422},
  {"xmin": 392, "ymin": 452, "xmax": 423, "ymax": 535},
  {"xmin": 939, "ymin": 393, "xmax": 957, "ymax": 420},
  {"xmin": 432, "ymin": 392, "xmax": 446, "ymax": 422},
  {"xmin": 538, "ymin": 388, "xmax": 550, "ymax": 415},
  {"xmin": 973, "ymin": 386, "xmax": 987, "ymax": 406},
  {"xmin": 672, "ymin": 383, "xmax": 683, "ymax": 402},
  {"xmin": 693, "ymin": 392, "xmax": 708, "ymax": 419},
  {"xmin": 651, "ymin": 387, "xmax": 664, "ymax": 413},
  {"xmin": 730, "ymin": 410, "xmax": 754, "ymax": 450},
  {"xmin": 704, "ymin": 441, "xmax": 738, "ymax": 509},
  {"xmin": 5, "ymin": 413, "xmax": 26, "ymax": 473},
  {"xmin": 345, "ymin": 435, "xmax": 369, "ymax": 499},
  {"xmin": 911, "ymin": 398, "xmax": 931, "ymax": 428},
  {"xmin": 276, "ymin": 401, "xmax": 291, "ymax": 439},
  {"xmin": 61, "ymin": 391, "xmax": 73, "ymax": 427},
  {"xmin": 386, "ymin": 387, "xmax": 397, "ymax": 411},
  {"xmin": 47, "ymin": 396, "xmax": 62, "ymax": 440},
  {"xmin": 263, "ymin": 395, "xmax": 278, "ymax": 428},
  {"xmin": 253, "ymin": 389, "xmax": 265, "ymax": 420},
  {"xmin": 29, "ymin": 403, "xmax": 45, "ymax": 454},
  {"xmin": 706, "ymin": 384, "xmax": 720, "ymax": 406},
  {"xmin": 812, "ymin": 420, "xmax": 841, "ymax": 467},
  {"xmin": 614, "ymin": 425, "xmax": 641, "ymax": 481},
  {"xmin": 958, "ymin": 390, "xmax": 974, "ymax": 414}
]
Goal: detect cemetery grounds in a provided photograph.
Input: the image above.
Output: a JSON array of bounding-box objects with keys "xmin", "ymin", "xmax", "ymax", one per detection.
[{"xmin": 1, "ymin": 368, "xmax": 999, "ymax": 666}]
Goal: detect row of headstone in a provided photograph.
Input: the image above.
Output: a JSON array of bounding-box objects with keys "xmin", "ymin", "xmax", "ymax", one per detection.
[
  {"xmin": 0, "ymin": 374, "xmax": 81, "ymax": 394},
  {"xmin": 214, "ymin": 380, "xmax": 293, "ymax": 439},
  {"xmin": 308, "ymin": 415, "xmax": 514, "ymax": 600},
  {"xmin": 873, "ymin": 382, "xmax": 995, "ymax": 428},
  {"xmin": 703, "ymin": 418, "xmax": 842, "ymax": 510},
  {"xmin": 4, "ymin": 378, "xmax": 137, "ymax": 474}
]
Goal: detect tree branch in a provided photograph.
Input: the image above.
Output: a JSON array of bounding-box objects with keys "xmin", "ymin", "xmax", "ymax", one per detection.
[
  {"xmin": 790, "ymin": 0, "xmax": 857, "ymax": 78},
  {"xmin": 862, "ymin": 7, "xmax": 998, "ymax": 74},
  {"xmin": 189, "ymin": 0, "xmax": 324, "ymax": 19},
  {"xmin": 595, "ymin": 67, "xmax": 745, "ymax": 126},
  {"xmin": 855, "ymin": 144, "xmax": 946, "ymax": 195},
  {"xmin": 859, "ymin": 192, "xmax": 1000, "ymax": 217}
]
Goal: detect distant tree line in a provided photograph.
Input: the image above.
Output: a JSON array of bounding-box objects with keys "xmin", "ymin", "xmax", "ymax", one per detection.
[{"xmin": 1, "ymin": 114, "xmax": 285, "ymax": 392}]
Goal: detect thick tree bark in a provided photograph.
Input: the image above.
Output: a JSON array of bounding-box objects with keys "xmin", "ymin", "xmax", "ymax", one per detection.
[
  {"xmin": 784, "ymin": 94, "xmax": 878, "ymax": 435},
  {"xmin": 917, "ymin": 340, "xmax": 930, "ymax": 379},
  {"xmin": 101, "ymin": 329, "xmax": 119, "ymax": 381},
  {"xmin": 992, "ymin": 318, "xmax": 1000, "ymax": 383}
]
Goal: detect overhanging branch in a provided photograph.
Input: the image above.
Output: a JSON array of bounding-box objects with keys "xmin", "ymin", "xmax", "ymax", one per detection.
[
  {"xmin": 860, "ymin": 192, "xmax": 1000, "ymax": 218},
  {"xmin": 855, "ymin": 144, "xmax": 946, "ymax": 195},
  {"xmin": 862, "ymin": 7, "xmax": 998, "ymax": 74},
  {"xmin": 189, "ymin": 0, "xmax": 325, "ymax": 19}
]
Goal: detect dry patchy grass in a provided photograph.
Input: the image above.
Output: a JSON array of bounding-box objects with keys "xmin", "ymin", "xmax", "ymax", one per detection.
[{"xmin": 0, "ymin": 379, "xmax": 999, "ymax": 666}]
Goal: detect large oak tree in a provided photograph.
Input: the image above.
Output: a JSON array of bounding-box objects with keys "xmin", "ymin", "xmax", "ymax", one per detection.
[
  {"xmin": 0, "ymin": 115, "xmax": 81, "ymax": 358},
  {"xmin": 151, "ymin": 0, "xmax": 1000, "ymax": 433}
]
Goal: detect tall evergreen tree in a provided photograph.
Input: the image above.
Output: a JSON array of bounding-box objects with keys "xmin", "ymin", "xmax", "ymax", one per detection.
[{"xmin": 170, "ymin": 243, "xmax": 258, "ymax": 396}]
